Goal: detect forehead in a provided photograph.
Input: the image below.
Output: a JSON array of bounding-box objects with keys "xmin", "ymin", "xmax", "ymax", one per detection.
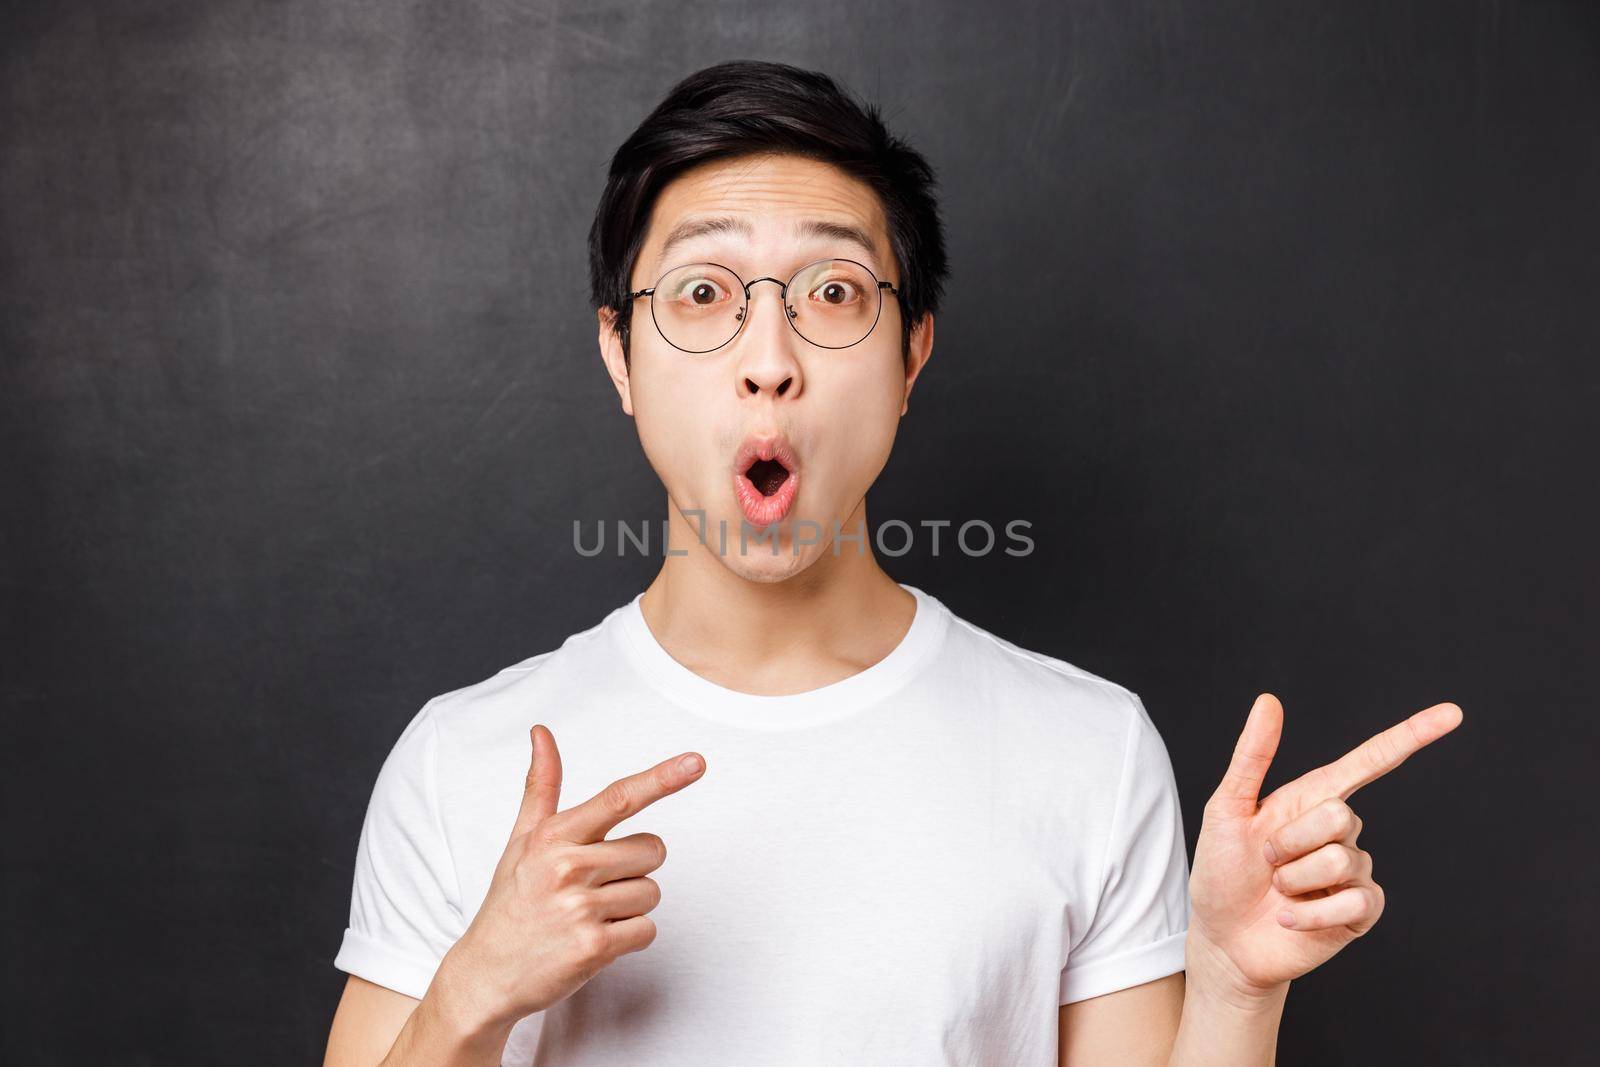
[{"xmin": 637, "ymin": 153, "xmax": 893, "ymax": 279}]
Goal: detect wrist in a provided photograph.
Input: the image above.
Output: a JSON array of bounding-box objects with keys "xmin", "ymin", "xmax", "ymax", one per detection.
[
  {"xmin": 1183, "ymin": 930, "xmax": 1289, "ymax": 1016},
  {"xmin": 426, "ymin": 943, "xmax": 521, "ymax": 1044}
]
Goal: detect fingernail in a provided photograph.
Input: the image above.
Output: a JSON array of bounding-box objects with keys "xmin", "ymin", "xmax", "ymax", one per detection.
[
  {"xmin": 678, "ymin": 754, "xmax": 704, "ymax": 775},
  {"xmin": 1278, "ymin": 909, "xmax": 1296, "ymax": 928},
  {"xmin": 1262, "ymin": 840, "xmax": 1278, "ymax": 864}
]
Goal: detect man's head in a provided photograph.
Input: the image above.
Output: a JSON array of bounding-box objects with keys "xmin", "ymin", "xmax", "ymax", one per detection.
[{"xmin": 588, "ymin": 61, "xmax": 948, "ymax": 582}]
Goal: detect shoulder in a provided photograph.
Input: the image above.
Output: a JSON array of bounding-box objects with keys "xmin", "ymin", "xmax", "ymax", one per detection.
[
  {"xmin": 933, "ymin": 597, "xmax": 1150, "ymax": 752},
  {"xmin": 409, "ymin": 601, "xmax": 626, "ymax": 756}
]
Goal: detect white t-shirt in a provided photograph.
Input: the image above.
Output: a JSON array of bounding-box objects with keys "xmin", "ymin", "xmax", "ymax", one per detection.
[{"xmin": 334, "ymin": 583, "xmax": 1190, "ymax": 1065}]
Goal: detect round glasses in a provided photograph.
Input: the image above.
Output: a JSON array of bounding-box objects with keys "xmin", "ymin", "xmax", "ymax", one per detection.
[{"xmin": 627, "ymin": 258, "xmax": 901, "ymax": 354}]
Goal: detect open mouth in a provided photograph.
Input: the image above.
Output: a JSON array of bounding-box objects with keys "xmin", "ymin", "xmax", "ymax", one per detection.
[
  {"xmin": 743, "ymin": 457, "xmax": 791, "ymax": 497},
  {"xmin": 732, "ymin": 434, "xmax": 801, "ymax": 526}
]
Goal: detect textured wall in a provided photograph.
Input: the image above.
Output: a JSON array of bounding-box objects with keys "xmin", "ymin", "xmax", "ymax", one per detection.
[{"xmin": 3, "ymin": 2, "xmax": 1595, "ymax": 1062}]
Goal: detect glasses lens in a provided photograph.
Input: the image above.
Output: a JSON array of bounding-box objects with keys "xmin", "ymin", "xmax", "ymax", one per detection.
[
  {"xmin": 648, "ymin": 259, "xmax": 888, "ymax": 352},
  {"xmin": 650, "ymin": 263, "xmax": 744, "ymax": 353},
  {"xmin": 787, "ymin": 260, "xmax": 883, "ymax": 349}
]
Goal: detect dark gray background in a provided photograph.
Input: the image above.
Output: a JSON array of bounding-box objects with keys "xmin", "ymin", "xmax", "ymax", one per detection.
[{"xmin": 4, "ymin": 1, "xmax": 1595, "ymax": 1063}]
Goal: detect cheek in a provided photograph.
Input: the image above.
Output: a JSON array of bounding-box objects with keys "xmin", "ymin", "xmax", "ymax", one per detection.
[
  {"xmin": 629, "ymin": 357, "xmax": 706, "ymax": 494},
  {"xmin": 818, "ymin": 363, "xmax": 905, "ymax": 491}
]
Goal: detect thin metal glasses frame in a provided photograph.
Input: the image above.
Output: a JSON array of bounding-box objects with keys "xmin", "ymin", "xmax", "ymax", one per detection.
[{"xmin": 626, "ymin": 257, "xmax": 902, "ymax": 354}]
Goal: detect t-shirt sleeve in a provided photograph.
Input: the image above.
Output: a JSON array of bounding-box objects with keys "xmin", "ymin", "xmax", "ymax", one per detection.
[
  {"xmin": 1059, "ymin": 690, "xmax": 1191, "ymax": 1005},
  {"xmin": 333, "ymin": 698, "xmax": 466, "ymax": 1000}
]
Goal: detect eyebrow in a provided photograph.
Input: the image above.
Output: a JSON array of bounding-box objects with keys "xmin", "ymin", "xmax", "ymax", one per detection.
[{"xmin": 654, "ymin": 216, "xmax": 883, "ymax": 272}]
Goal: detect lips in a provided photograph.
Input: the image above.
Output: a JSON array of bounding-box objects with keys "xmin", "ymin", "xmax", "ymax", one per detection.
[{"xmin": 732, "ymin": 433, "xmax": 801, "ymax": 527}]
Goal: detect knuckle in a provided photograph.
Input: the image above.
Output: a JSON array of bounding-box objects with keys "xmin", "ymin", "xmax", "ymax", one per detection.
[
  {"xmin": 1403, "ymin": 717, "xmax": 1428, "ymax": 754},
  {"xmin": 1334, "ymin": 845, "xmax": 1358, "ymax": 879},
  {"xmin": 549, "ymin": 853, "xmax": 584, "ymax": 885},
  {"xmin": 643, "ymin": 832, "xmax": 668, "ymax": 865},
  {"xmin": 574, "ymin": 923, "xmax": 610, "ymax": 962},
  {"xmin": 601, "ymin": 780, "xmax": 634, "ymax": 818},
  {"xmin": 620, "ymin": 915, "xmax": 652, "ymax": 953},
  {"xmin": 1322, "ymin": 798, "xmax": 1354, "ymax": 834},
  {"xmin": 530, "ymin": 820, "xmax": 566, "ymax": 850},
  {"xmin": 1356, "ymin": 889, "xmax": 1384, "ymax": 934},
  {"xmin": 559, "ymin": 889, "xmax": 595, "ymax": 921}
]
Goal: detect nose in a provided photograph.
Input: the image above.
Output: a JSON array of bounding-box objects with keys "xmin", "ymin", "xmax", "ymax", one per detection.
[{"xmin": 734, "ymin": 278, "xmax": 802, "ymax": 398}]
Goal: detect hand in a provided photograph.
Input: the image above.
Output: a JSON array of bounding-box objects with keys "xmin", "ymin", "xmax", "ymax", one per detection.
[
  {"xmin": 435, "ymin": 725, "xmax": 707, "ymax": 1029},
  {"xmin": 1186, "ymin": 693, "xmax": 1462, "ymax": 999}
]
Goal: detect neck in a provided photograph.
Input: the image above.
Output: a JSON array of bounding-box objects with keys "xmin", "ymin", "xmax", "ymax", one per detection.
[{"xmin": 638, "ymin": 496, "xmax": 915, "ymax": 695}]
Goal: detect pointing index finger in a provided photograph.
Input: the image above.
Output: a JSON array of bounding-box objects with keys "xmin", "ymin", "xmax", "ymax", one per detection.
[
  {"xmin": 555, "ymin": 751, "xmax": 706, "ymax": 844},
  {"xmin": 1317, "ymin": 702, "xmax": 1463, "ymax": 800}
]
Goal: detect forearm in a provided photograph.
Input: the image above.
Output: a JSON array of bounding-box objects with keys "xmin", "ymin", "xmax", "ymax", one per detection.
[
  {"xmin": 379, "ymin": 957, "xmax": 516, "ymax": 1067},
  {"xmin": 1167, "ymin": 932, "xmax": 1287, "ymax": 1067}
]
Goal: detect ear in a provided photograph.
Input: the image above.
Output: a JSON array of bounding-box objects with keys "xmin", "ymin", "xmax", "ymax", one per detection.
[
  {"xmin": 597, "ymin": 307, "xmax": 634, "ymax": 417},
  {"xmin": 900, "ymin": 312, "xmax": 935, "ymax": 417}
]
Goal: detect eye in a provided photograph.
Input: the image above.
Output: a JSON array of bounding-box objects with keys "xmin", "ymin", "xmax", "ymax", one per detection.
[
  {"xmin": 670, "ymin": 276, "xmax": 733, "ymax": 308},
  {"xmin": 809, "ymin": 277, "xmax": 863, "ymax": 306}
]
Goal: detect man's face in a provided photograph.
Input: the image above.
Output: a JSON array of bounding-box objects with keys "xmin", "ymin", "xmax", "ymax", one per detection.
[{"xmin": 599, "ymin": 152, "xmax": 934, "ymax": 583}]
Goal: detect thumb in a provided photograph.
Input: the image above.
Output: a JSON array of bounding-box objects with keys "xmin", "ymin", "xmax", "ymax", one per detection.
[
  {"xmin": 510, "ymin": 724, "xmax": 563, "ymax": 841},
  {"xmin": 1208, "ymin": 693, "xmax": 1283, "ymax": 817}
]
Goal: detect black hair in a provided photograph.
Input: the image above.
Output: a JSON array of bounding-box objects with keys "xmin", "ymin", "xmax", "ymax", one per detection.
[{"xmin": 587, "ymin": 60, "xmax": 948, "ymax": 365}]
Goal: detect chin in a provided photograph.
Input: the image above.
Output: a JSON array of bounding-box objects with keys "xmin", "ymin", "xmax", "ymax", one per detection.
[
  {"xmin": 719, "ymin": 540, "xmax": 819, "ymax": 584},
  {"xmin": 726, "ymin": 493, "xmax": 870, "ymax": 571}
]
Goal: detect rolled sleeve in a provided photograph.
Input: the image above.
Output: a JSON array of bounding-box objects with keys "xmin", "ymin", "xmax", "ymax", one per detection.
[
  {"xmin": 1060, "ymin": 691, "xmax": 1191, "ymax": 1004},
  {"xmin": 332, "ymin": 699, "xmax": 465, "ymax": 999}
]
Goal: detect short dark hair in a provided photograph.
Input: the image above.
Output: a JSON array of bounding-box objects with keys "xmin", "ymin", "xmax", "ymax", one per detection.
[{"xmin": 587, "ymin": 60, "xmax": 948, "ymax": 365}]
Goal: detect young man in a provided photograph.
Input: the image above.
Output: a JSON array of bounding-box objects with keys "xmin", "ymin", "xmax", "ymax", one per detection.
[{"xmin": 323, "ymin": 61, "xmax": 1461, "ymax": 1066}]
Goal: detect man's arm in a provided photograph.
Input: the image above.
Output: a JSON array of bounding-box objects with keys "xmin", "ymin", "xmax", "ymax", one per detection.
[
  {"xmin": 1060, "ymin": 695, "xmax": 1460, "ymax": 1065},
  {"xmin": 1058, "ymin": 962, "xmax": 1286, "ymax": 1067},
  {"xmin": 324, "ymin": 977, "xmax": 417, "ymax": 1066},
  {"xmin": 325, "ymin": 726, "xmax": 707, "ymax": 1065},
  {"xmin": 323, "ymin": 972, "xmax": 516, "ymax": 1067},
  {"xmin": 1058, "ymin": 973, "xmax": 1185, "ymax": 1066}
]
